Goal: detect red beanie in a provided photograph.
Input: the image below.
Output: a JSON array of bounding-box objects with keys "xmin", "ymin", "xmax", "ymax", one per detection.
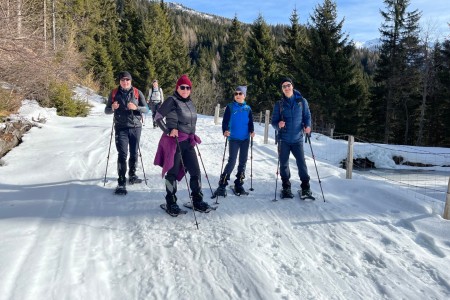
[{"xmin": 176, "ymin": 74, "xmax": 192, "ymax": 89}]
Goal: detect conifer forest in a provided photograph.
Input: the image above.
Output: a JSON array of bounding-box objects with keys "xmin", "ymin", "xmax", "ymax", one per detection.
[{"xmin": 0, "ymin": 0, "xmax": 449, "ymax": 147}]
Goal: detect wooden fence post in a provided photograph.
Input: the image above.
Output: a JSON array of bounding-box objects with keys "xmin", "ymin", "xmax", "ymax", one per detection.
[
  {"xmin": 264, "ymin": 110, "xmax": 270, "ymax": 144},
  {"xmin": 346, "ymin": 135, "xmax": 354, "ymax": 179},
  {"xmin": 443, "ymin": 177, "xmax": 450, "ymax": 220},
  {"xmin": 214, "ymin": 104, "xmax": 220, "ymax": 125}
]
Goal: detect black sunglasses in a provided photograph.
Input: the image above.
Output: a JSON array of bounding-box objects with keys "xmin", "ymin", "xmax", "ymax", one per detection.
[
  {"xmin": 234, "ymin": 92, "xmax": 243, "ymax": 96},
  {"xmin": 120, "ymin": 78, "xmax": 131, "ymax": 82},
  {"xmin": 179, "ymin": 85, "xmax": 191, "ymax": 90}
]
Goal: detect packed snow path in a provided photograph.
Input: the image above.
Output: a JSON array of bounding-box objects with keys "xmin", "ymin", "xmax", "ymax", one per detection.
[{"xmin": 0, "ymin": 91, "xmax": 449, "ymax": 300}]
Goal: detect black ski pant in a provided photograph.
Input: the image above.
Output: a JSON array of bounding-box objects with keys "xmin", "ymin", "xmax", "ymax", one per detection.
[
  {"xmin": 279, "ymin": 140, "xmax": 310, "ymax": 190},
  {"xmin": 115, "ymin": 126, "xmax": 141, "ymax": 185},
  {"xmin": 165, "ymin": 140, "xmax": 202, "ymax": 201}
]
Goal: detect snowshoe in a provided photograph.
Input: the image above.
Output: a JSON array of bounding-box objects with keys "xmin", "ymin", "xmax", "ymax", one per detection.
[
  {"xmin": 299, "ymin": 189, "xmax": 315, "ymax": 200},
  {"xmin": 212, "ymin": 186, "xmax": 227, "ymax": 198},
  {"xmin": 114, "ymin": 185, "xmax": 127, "ymax": 195},
  {"xmin": 128, "ymin": 175, "xmax": 143, "ymax": 185},
  {"xmin": 183, "ymin": 201, "xmax": 217, "ymax": 213},
  {"xmin": 230, "ymin": 185, "xmax": 249, "ymax": 196},
  {"xmin": 280, "ymin": 188, "xmax": 294, "ymax": 199},
  {"xmin": 160, "ymin": 203, "xmax": 187, "ymax": 217}
]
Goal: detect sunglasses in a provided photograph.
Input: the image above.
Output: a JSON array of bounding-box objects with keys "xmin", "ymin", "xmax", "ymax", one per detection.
[
  {"xmin": 179, "ymin": 85, "xmax": 191, "ymax": 90},
  {"xmin": 282, "ymin": 83, "xmax": 292, "ymax": 89},
  {"xmin": 234, "ymin": 92, "xmax": 243, "ymax": 96},
  {"xmin": 120, "ymin": 78, "xmax": 131, "ymax": 82}
]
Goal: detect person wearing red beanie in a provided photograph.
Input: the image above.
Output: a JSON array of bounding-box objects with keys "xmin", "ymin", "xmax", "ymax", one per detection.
[
  {"xmin": 153, "ymin": 74, "xmax": 214, "ymax": 215},
  {"xmin": 175, "ymin": 74, "xmax": 192, "ymax": 89}
]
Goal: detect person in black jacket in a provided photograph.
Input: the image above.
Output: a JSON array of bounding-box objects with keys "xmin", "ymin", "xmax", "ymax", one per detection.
[
  {"xmin": 105, "ymin": 71, "xmax": 148, "ymax": 194},
  {"xmin": 153, "ymin": 74, "xmax": 212, "ymax": 214}
]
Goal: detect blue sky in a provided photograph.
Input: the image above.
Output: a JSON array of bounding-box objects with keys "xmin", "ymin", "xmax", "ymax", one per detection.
[{"xmin": 172, "ymin": 0, "xmax": 450, "ymax": 42}]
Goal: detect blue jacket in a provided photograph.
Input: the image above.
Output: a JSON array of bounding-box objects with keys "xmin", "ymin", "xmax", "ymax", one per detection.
[
  {"xmin": 271, "ymin": 90, "xmax": 311, "ymax": 143},
  {"xmin": 222, "ymin": 101, "xmax": 254, "ymax": 141}
]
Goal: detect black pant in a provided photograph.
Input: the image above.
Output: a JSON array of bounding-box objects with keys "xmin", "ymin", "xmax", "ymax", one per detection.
[
  {"xmin": 165, "ymin": 140, "xmax": 202, "ymax": 197},
  {"xmin": 115, "ymin": 126, "xmax": 142, "ymax": 185},
  {"xmin": 150, "ymin": 102, "xmax": 161, "ymax": 120}
]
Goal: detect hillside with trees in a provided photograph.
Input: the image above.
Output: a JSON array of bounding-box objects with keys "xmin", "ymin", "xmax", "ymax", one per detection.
[{"xmin": 0, "ymin": 0, "xmax": 448, "ymax": 146}]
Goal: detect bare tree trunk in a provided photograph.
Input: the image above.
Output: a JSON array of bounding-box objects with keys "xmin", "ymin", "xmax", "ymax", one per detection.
[
  {"xmin": 44, "ymin": 0, "xmax": 47, "ymax": 50},
  {"xmin": 416, "ymin": 26, "xmax": 434, "ymax": 146},
  {"xmin": 7, "ymin": 0, "xmax": 10, "ymax": 19},
  {"xmin": 17, "ymin": 0, "xmax": 22, "ymax": 36},
  {"xmin": 52, "ymin": 0, "xmax": 56, "ymax": 51},
  {"xmin": 403, "ymin": 100, "xmax": 409, "ymax": 144}
]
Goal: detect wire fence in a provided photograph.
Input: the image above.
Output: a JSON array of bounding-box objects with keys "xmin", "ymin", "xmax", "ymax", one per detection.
[{"xmin": 307, "ymin": 132, "xmax": 450, "ymax": 204}]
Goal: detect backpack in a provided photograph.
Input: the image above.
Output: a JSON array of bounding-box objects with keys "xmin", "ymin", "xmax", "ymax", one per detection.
[
  {"xmin": 112, "ymin": 87, "xmax": 139, "ymax": 103},
  {"xmin": 149, "ymin": 87, "xmax": 163, "ymax": 102}
]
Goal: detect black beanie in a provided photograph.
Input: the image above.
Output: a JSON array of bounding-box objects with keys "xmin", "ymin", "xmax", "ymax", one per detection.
[
  {"xmin": 280, "ymin": 77, "xmax": 293, "ymax": 87},
  {"xmin": 118, "ymin": 71, "xmax": 132, "ymax": 81}
]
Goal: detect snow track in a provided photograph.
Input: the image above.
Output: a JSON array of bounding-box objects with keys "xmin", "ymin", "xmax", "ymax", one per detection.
[{"xmin": 0, "ymin": 92, "xmax": 449, "ymax": 299}]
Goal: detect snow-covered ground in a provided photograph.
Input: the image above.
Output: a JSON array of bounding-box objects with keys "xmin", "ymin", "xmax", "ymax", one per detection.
[{"xmin": 0, "ymin": 87, "xmax": 449, "ymax": 300}]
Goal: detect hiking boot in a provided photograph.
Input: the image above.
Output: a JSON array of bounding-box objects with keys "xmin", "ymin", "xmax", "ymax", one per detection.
[
  {"xmin": 167, "ymin": 202, "xmax": 181, "ymax": 214},
  {"xmin": 193, "ymin": 200, "xmax": 210, "ymax": 212},
  {"xmin": 218, "ymin": 173, "xmax": 230, "ymax": 187},
  {"xmin": 301, "ymin": 188, "xmax": 314, "ymax": 199},
  {"xmin": 234, "ymin": 185, "xmax": 247, "ymax": 194},
  {"xmin": 115, "ymin": 185, "xmax": 127, "ymax": 195},
  {"xmin": 129, "ymin": 175, "xmax": 142, "ymax": 184},
  {"xmin": 153, "ymin": 121, "xmax": 157, "ymax": 128},
  {"xmin": 281, "ymin": 187, "xmax": 294, "ymax": 198},
  {"xmin": 214, "ymin": 186, "xmax": 227, "ymax": 197}
]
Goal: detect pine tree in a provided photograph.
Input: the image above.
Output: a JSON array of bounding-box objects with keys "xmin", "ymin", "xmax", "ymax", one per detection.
[
  {"xmin": 371, "ymin": 0, "xmax": 422, "ymax": 144},
  {"xmin": 219, "ymin": 16, "xmax": 247, "ymax": 102},
  {"xmin": 279, "ymin": 9, "xmax": 307, "ymax": 80},
  {"xmin": 117, "ymin": 0, "xmax": 151, "ymax": 91},
  {"xmin": 303, "ymin": 0, "xmax": 367, "ymax": 134},
  {"xmin": 245, "ymin": 14, "xmax": 279, "ymax": 112}
]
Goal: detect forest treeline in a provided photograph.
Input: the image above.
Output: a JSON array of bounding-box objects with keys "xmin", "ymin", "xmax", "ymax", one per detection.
[{"xmin": 0, "ymin": 0, "xmax": 449, "ymax": 146}]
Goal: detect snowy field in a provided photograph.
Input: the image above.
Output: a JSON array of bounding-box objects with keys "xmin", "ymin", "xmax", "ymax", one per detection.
[{"xmin": 0, "ymin": 87, "xmax": 449, "ymax": 300}]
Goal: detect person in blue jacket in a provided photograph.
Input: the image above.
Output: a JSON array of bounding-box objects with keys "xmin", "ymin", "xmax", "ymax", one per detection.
[
  {"xmin": 214, "ymin": 86, "xmax": 255, "ymax": 197},
  {"xmin": 271, "ymin": 77, "xmax": 313, "ymax": 199}
]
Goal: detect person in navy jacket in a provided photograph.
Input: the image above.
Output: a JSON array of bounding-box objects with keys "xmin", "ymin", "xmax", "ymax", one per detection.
[
  {"xmin": 214, "ymin": 86, "xmax": 255, "ymax": 197},
  {"xmin": 271, "ymin": 77, "xmax": 313, "ymax": 199}
]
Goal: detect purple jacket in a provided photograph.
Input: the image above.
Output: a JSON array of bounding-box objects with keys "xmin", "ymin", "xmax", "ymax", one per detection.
[{"xmin": 153, "ymin": 132, "xmax": 202, "ymax": 181}]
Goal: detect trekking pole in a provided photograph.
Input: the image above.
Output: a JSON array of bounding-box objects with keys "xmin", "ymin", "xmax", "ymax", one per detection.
[
  {"xmin": 249, "ymin": 137, "xmax": 254, "ymax": 191},
  {"xmin": 272, "ymin": 132, "xmax": 281, "ymax": 202},
  {"xmin": 195, "ymin": 144, "xmax": 214, "ymax": 197},
  {"xmin": 103, "ymin": 119, "xmax": 115, "ymax": 186},
  {"xmin": 214, "ymin": 138, "xmax": 228, "ymax": 203},
  {"xmin": 132, "ymin": 113, "xmax": 148, "ymax": 186},
  {"xmin": 176, "ymin": 137, "xmax": 200, "ymax": 229},
  {"xmin": 306, "ymin": 133, "xmax": 325, "ymax": 202}
]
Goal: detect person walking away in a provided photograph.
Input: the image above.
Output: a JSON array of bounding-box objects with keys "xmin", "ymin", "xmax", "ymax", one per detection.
[
  {"xmin": 147, "ymin": 79, "xmax": 164, "ymax": 128},
  {"xmin": 214, "ymin": 86, "xmax": 255, "ymax": 197},
  {"xmin": 153, "ymin": 74, "xmax": 213, "ymax": 215},
  {"xmin": 105, "ymin": 71, "xmax": 149, "ymax": 195},
  {"xmin": 271, "ymin": 77, "xmax": 313, "ymax": 199}
]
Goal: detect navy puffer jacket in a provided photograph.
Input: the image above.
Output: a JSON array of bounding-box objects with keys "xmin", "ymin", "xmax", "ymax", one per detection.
[{"xmin": 271, "ymin": 90, "xmax": 311, "ymax": 144}]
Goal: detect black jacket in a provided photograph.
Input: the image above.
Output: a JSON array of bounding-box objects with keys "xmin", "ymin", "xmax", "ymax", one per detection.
[
  {"xmin": 156, "ymin": 92, "xmax": 197, "ymax": 135},
  {"xmin": 104, "ymin": 86, "xmax": 148, "ymax": 129}
]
